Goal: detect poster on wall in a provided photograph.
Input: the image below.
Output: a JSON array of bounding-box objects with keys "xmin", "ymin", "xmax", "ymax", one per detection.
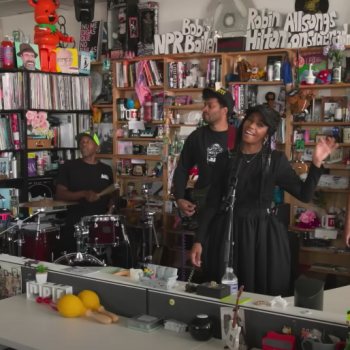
[
  {"xmin": 0, "ymin": 263, "xmax": 22, "ymax": 299},
  {"xmin": 53, "ymin": 48, "xmax": 79, "ymax": 74},
  {"xmin": 15, "ymin": 43, "xmax": 41, "ymax": 71},
  {"xmin": 79, "ymin": 20, "xmax": 102, "ymax": 61}
]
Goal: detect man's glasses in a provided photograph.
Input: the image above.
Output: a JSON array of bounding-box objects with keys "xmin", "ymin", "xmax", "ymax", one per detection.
[{"xmin": 57, "ymin": 58, "xmax": 73, "ymax": 62}]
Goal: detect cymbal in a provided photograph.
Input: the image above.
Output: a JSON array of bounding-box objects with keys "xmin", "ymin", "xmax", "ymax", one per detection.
[
  {"xmin": 122, "ymin": 195, "xmax": 162, "ymax": 201},
  {"xmin": 18, "ymin": 199, "xmax": 79, "ymax": 208}
]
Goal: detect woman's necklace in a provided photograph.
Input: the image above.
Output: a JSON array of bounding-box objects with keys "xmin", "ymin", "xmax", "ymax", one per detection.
[{"xmin": 241, "ymin": 147, "xmax": 262, "ymax": 164}]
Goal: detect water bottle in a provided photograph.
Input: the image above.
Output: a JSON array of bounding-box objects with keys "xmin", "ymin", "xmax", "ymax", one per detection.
[{"xmin": 221, "ymin": 267, "xmax": 238, "ymax": 295}]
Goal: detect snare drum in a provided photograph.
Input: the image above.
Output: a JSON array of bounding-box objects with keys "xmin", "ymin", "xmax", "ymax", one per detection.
[
  {"xmin": 81, "ymin": 215, "xmax": 128, "ymax": 247},
  {"xmin": 10, "ymin": 223, "xmax": 60, "ymax": 262}
]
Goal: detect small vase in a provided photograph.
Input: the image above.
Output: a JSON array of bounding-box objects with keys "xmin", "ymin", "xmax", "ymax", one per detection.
[
  {"xmin": 332, "ymin": 61, "xmax": 342, "ymax": 83},
  {"xmin": 36, "ymin": 272, "xmax": 48, "ymax": 284}
]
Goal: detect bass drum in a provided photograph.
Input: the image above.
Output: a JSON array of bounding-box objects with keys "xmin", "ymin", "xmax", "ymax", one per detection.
[{"xmin": 53, "ymin": 253, "xmax": 105, "ymax": 267}]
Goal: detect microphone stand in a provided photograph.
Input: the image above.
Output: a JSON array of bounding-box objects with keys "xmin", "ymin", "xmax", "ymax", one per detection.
[{"xmin": 222, "ymin": 155, "xmax": 242, "ymax": 272}]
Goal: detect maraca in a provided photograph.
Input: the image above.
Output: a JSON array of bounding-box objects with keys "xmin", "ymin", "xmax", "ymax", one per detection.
[
  {"xmin": 78, "ymin": 290, "xmax": 119, "ymax": 323},
  {"xmin": 57, "ymin": 294, "xmax": 112, "ymax": 325}
]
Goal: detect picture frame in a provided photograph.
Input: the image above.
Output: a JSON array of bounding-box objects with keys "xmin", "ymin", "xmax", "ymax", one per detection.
[
  {"xmin": 328, "ymin": 148, "xmax": 342, "ymax": 164},
  {"xmin": 315, "ymin": 134, "xmax": 329, "ymax": 143},
  {"xmin": 302, "ymin": 148, "xmax": 314, "ymax": 162},
  {"xmin": 311, "ymin": 98, "xmax": 322, "ymax": 122},
  {"xmin": 129, "ymin": 17, "xmax": 139, "ymax": 38},
  {"xmin": 15, "ymin": 42, "xmax": 41, "ymax": 71},
  {"xmin": 0, "ymin": 157, "xmax": 9, "ymax": 179},
  {"xmin": 321, "ymin": 97, "xmax": 347, "ymax": 122}
]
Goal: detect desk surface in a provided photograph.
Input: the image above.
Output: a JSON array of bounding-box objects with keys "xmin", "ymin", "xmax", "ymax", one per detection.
[
  {"xmin": 1, "ymin": 254, "xmax": 349, "ymax": 328},
  {"xmin": 0, "ymin": 295, "xmax": 224, "ymax": 350}
]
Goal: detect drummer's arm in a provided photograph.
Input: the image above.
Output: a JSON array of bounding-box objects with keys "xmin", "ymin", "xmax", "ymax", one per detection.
[{"xmin": 56, "ymin": 185, "xmax": 99, "ymax": 202}]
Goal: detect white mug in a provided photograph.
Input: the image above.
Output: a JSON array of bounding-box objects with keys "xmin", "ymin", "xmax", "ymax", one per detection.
[{"xmin": 322, "ymin": 214, "xmax": 336, "ymax": 229}]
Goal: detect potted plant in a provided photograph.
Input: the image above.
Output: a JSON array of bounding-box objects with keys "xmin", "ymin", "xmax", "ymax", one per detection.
[
  {"xmin": 36, "ymin": 262, "xmax": 48, "ymax": 284},
  {"xmin": 323, "ymin": 44, "xmax": 345, "ymax": 84}
]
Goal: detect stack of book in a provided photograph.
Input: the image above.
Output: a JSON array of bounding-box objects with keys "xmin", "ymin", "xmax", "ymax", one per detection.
[
  {"xmin": 0, "ymin": 114, "xmax": 25, "ymax": 150},
  {"xmin": 29, "ymin": 74, "xmax": 91, "ymax": 110},
  {"xmin": 115, "ymin": 60, "xmax": 163, "ymax": 88}
]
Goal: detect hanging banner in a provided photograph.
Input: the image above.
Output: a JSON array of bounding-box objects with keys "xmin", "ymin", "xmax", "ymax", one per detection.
[{"xmin": 246, "ymin": 8, "xmax": 350, "ymax": 51}]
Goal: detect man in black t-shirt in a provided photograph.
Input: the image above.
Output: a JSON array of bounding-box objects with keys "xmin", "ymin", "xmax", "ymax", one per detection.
[
  {"xmin": 56, "ymin": 131, "xmax": 114, "ymax": 253},
  {"xmin": 173, "ymin": 87, "xmax": 235, "ymax": 216}
]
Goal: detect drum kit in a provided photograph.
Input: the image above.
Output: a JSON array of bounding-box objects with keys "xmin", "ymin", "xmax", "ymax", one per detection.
[{"xmin": 0, "ymin": 184, "xmax": 159, "ymax": 269}]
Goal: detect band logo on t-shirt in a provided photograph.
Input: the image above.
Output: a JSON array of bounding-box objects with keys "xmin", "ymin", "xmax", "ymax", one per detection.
[{"xmin": 207, "ymin": 143, "xmax": 223, "ymax": 164}]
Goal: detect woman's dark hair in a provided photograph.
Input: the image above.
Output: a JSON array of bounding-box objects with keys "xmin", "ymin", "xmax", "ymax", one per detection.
[{"xmin": 232, "ymin": 105, "xmax": 280, "ymax": 204}]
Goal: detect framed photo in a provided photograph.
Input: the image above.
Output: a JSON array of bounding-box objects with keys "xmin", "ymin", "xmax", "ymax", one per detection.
[
  {"xmin": 302, "ymin": 148, "xmax": 314, "ymax": 162},
  {"xmin": 328, "ymin": 148, "xmax": 342, "ymax": 164},
  {"xmin": 311, "ymin": 98, "xmax": 322, "ymax": 122},
  {"xmin": 15, "ymin": 42, "xmax": 41, "ymax": 71},
  {"xmin": 53, "ymin": 48, "xmax": 79, "ymax": 74},
  {"xmin": 129, "ymin": 17, "xmax": 139, "ymax": 38},
  {"xmin": 315, "ymin": 134, "xmax": 328, "ymax": 143},
  {"xmin": 321, "ymin": 97, "xmax": 347, "ymax": 122}
]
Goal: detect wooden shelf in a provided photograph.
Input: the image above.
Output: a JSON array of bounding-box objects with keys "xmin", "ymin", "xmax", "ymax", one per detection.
[
  {"xmin": 96, "ymin": 154, "xmax": 114, "ymax": 159},
  {"xmin": 92, "ymin": 104, "xmax": 113, "ymax": 108},
  {"xmin": 225, "ymin": 49, "xmax": 291, "ymax": 56},
  {"xmin": 299, "ymin": 84, "xmax": 350, "ymax": 89},
  {"xmin": 116, "ymin": 138, "xmax": 161, "ymax": 141},
  {"xmin": 289, "ymin": 226, "xmax": 316, "ymax": 232},
  {"xmin": 117, "ymin": 175, "xmax": 162, "ymax": 182},
  {"xmin": 300, "ymin": 247, "xmax": 350, "ymax": 255},
  {"xmin": 291, "ymin": 122, "xmax": 350, "ymax": 126},
  {"xmin": 293, "ymin": 143, "xmax": 349, "ymax": 146},
  {"xmin": 116, "ymin": 155, "xmax": 162, "ymax": 160},
  {"xmin": 229, "ymin": 81, "xmax": 283, "ymax": 85},
  {"xmin": 167, "ymin": 88, "xmax": 214, "ymax": 92},
  {"xmin": 169, "ymin": 124, "xmax": 197, "ymax": 128},
  {"xmin": 316, "ymin": 188, "xmax": 349, "ymax": 193},
  {"xmin": 116, "ymin": 121, "xmax": 163, "ymax": 124},
  {"xmin": 308, "ymin": 268, "xmax": 350, "ymax": 277},
  {"xmin": 116, "ymin": 86, "xmax": 164, "ymax": 91},
  {"xmin": 165, "ymin": 105, "xmax": 203, "ymax": 110}
]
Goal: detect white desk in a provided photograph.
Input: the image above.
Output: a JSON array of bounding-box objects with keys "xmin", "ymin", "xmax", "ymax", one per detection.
[{"xmin": 0, "ymin": 295, "xmax": 224, "ymax": 350}]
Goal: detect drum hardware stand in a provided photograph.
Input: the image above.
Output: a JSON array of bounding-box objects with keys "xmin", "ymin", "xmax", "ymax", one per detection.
[{"xmin": 139, "ymin": 185, "xmax": 160, "ymax": 267}]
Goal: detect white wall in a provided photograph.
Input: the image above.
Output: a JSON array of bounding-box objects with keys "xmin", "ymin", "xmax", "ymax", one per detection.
[{"xmin": 1, "ymin": 0, "xmax": 350, "ymax": 47}]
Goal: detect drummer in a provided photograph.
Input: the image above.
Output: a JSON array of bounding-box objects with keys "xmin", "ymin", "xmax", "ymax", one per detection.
[{"xmin": 56, "ymin": 131, "xmax": 115, "ymax": 253}]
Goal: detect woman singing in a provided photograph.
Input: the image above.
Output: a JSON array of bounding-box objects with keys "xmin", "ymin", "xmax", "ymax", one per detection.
[{"xmin": 191, "ymin": 105, "xmax": 338, "ymax": 296}]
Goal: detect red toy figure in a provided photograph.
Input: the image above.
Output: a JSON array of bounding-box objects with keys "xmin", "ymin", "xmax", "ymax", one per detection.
[{"xmin": 29, "ymin": 0, "xmax": 74, "ymax": 72}]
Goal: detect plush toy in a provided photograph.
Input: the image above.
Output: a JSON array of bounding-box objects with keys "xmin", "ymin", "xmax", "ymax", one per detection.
[
  {"xmin": 236, "ymin": 55, "xmax": 251, "ymax": 82},
  {"xmin": 250, "ymin": 62, "xmax": 260, "ymax": 81},
  {"xmin": 29, "ymin": 0, "xmax": 74, "ymax": 72},
  {"xmin": 316, "ymin": 70, "xmax": 332, "ymax": 84}
]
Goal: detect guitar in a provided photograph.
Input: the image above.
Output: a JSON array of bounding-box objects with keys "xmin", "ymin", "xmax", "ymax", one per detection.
[
  {"xmin": 295, "ymin": 0, "xmax": 329, "ymax": 14},
  {"xmin": 178, "ymin": 187, "xmax": 210, "ymax": 231},
  {"xmin": 226, "ymin": 285, "xmax": 244, "ymax": 350}
]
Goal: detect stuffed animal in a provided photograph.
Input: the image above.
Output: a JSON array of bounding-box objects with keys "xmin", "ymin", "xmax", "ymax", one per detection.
[
  {"xmin": 288, "ymin": 91, "xmax": 314, "ymax": 115},
  {"xmin": 316, "ymin": 70, "xmax": 332, "ymax": 84},
  {"xmin": 236, "ymin": 56, "xmax": 251, "ymax": 82},
  {"xmin": 29, "ymin": 0, "xmax": 74, "ymax": 72}
]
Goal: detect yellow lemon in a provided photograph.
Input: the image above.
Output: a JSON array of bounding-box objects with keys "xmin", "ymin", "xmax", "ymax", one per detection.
[
  {"xmin": 57, "ymin": 295, "xmax": 86, "ymax": 318},
  {"xmin": 78, "ymin": 290, "xmax": 100, "ymax": 311}
]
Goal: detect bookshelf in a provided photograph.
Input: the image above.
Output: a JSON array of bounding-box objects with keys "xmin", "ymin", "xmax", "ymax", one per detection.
[
  {"xmin": 92, "ymin": 48, "xmax": 350, "ymax": 283},
  {"xmin": 0, "ymin": 68, "xmax": 92, "ymax": 213}
]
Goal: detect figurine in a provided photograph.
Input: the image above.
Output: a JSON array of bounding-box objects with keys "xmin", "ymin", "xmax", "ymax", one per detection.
[
  {"xmin": 265, "ymin": 92, "xmax": 276, "ymax": 109},
  {"xmin": 305, "ymin": 63, "xmax": 316, "ymax": 85},
  {"xmin": 250, "ymin": 62, "xmax": 260, "ymax": 81},
  {"xmin": 29, "ymin": 0, "xmax": 74, "ymax": 72},
  {"xmin": 316, "ymin": 70, "xmax": 332, "ymax": 84},
  {"xmin": 142, "ymin": 11, "xmax": 154, "ymax": 44},
  {"xmin": 236, "ymin": 55, "xmax": 251, "ymax": 82}
]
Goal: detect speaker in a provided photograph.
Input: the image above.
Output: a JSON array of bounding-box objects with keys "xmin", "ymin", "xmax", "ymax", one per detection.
[{"xmin": 294, "ymin": 278, "xmax": 324, "ymax": 311}]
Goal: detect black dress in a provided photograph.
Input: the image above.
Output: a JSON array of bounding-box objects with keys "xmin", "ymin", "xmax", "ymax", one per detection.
[{"xmin": 196, "ymin": 149, "xmax": 323, "ymax": 297}]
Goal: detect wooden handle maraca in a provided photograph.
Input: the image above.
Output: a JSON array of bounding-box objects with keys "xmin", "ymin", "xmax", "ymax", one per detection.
[
  {"xmin": 97, "ymin": 306, "xmax": 119, "ymax": 323},
  {"xmin": 85, "ymin": 309, "xmax": 112, "ymax": 324}
]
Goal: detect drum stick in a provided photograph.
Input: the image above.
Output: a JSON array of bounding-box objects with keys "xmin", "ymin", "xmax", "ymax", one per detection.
[
  {"xmin": 98, "ymin": 183, "xmax": 120, "ymax": 197},
  {"xmin": 97, "ymin": 306, "xmax": 119, "ymax": 323},
  {"xmin": 85, "ymin": 309, "xmax": 112, "ymax": 324}
]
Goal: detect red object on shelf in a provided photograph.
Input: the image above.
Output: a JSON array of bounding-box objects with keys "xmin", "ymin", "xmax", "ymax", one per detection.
[
  {"xmin": 262, "ymin": 332, "xmax": 296, "ymax": 350},
  {"xmin": 1, "ymin": 37, "xmax": 13, "ymax": 68}
]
